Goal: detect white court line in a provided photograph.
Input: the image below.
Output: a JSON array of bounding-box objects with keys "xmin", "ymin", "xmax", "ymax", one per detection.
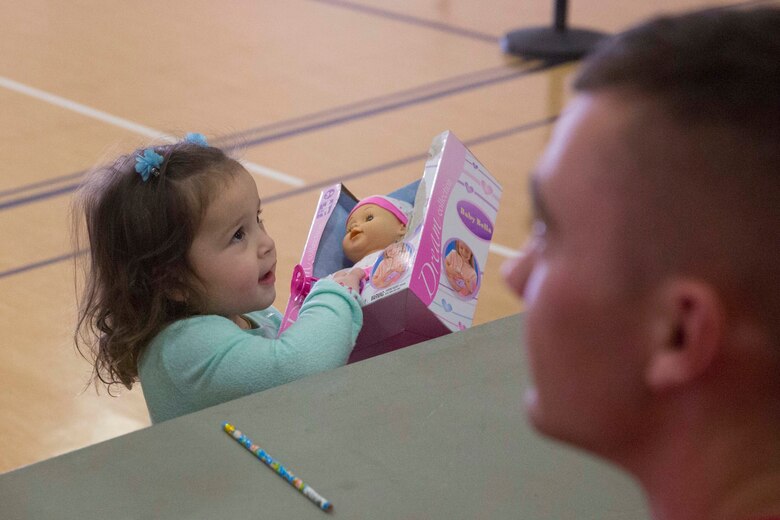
[
  {"xmin": 0, "ymin": 75, "xmax": 305, "ymax": 187},
  {"xmin": 489, "ymin": 242, "xmax": 520, "ymax": 259},
  {"xmin": 241, "ymin": 161, "xmax": 304, "ymax": 186}
]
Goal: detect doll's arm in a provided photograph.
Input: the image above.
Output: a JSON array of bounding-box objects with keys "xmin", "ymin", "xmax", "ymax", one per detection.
[
  {"xmin": 331, "ymin": 267, "xmax": 366, "ymax": 293},
  {"xmin": 371, "ymin": 260, "xmax": 390, "ymax": 288},
  {"xmin": 371, "ymin": 257, "xmax": 402, "ymax": 288}
]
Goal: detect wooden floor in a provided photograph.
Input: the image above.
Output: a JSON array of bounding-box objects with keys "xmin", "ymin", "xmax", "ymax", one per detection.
[{"xmin": 0, "ymin": 0, "xmax": 743, "ymax": 474}]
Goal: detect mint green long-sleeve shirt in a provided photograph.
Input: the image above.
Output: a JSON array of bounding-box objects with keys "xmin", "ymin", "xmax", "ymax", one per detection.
[{"xmin": 138, "ymin": 279, "xmax": 362, "ymax": 423}]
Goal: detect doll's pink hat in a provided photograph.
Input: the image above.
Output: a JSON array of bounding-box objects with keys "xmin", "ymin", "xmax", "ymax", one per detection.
[{"xmin": 347, "ymin": 195, "xmax": 413, "ymax": 226}]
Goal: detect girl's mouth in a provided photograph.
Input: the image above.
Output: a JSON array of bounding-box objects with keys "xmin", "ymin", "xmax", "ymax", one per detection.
[{"xmin": 259, "ymin": 265, "xmax": 276, "ymax": 285}]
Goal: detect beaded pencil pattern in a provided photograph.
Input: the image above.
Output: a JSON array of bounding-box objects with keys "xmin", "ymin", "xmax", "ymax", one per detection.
[{"xmin": 222, "ymin": 422, "xmax": 333, "ymax": 512}]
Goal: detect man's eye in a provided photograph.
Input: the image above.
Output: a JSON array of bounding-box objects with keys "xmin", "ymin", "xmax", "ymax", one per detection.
[{"xmin": 532, "ymin": 220, "xmax": 547, "ymax": 238}]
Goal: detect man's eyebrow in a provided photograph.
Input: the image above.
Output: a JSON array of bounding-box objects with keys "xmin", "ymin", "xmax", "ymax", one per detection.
[{"xmin": 529, "ymin": 174, "xmax": 550, "ymax": 224}]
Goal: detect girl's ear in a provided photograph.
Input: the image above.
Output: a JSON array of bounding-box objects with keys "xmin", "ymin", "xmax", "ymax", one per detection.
[
  {"xmin": 156, "ymin": 265, "xmax": 191, "ymax": 303},
  {"xmin": 645, "ymin": 279, "xmax": 724, "ymax": 392},
  {"xmin": 166, "ymin": 286, "xmax": 187, "ymax": 303}
]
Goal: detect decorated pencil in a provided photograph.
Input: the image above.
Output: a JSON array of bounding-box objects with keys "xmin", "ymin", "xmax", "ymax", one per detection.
[{"xmin": 222, "ymin": 422, "xmax": 333, "ymax": 512}]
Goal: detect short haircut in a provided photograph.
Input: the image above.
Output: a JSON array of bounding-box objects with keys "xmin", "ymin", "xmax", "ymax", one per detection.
[{"xmin": 571, "ymin": 7, "xmax": 780, "ymax": 338}]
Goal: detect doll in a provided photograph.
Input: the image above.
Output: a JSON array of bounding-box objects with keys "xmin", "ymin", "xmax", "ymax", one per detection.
[{"xmin": 341, "ymin": 195, "xmax": 413, "ymax": 288}]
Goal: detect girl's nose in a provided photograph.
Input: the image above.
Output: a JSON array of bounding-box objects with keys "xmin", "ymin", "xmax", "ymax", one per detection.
[
  {"xmin": 257, "ymin": 232, "xmax": 275, "ymax": 258},
  {"xmin": 501, "ymin": 240, "xmax": 535, "ymax": 298}
]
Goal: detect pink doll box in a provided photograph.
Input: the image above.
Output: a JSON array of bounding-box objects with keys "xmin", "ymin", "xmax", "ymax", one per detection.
[{"xmin": 279, "ymin": 130, "xmax": 502, "ymax": 363}]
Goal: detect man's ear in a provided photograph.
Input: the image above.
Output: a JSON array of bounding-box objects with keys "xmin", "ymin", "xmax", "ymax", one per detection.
[{"xmin": 645, "ymin": 279, "xmax": 724, "ymax": 391}]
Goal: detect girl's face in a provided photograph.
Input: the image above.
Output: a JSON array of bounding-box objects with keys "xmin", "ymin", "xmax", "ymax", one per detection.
[
  {"xmin": 457, "ymin": 241, "xmax": 472, "ymax": 262},
  {"xmin": 343, "ymin": 204, "xmax": 406, "ymax": 263},
  {"xmin": 187, "ymin": 168, "xmax": 277, "ymax": 321}
]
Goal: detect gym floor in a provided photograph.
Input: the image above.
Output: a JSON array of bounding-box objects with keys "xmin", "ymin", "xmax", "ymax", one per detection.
[{"xmin": 0, "ymin": 0, "xmax": 744, "ymax": 473}]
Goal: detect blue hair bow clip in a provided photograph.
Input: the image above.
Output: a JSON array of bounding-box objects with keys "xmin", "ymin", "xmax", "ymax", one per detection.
[
  {"xmin": 135, "ymin": 148, "xmax": 164, "ymax": 182},
  {"xmin": 184, "ymin": 132, "xmax": 209, "ymax": 147}
]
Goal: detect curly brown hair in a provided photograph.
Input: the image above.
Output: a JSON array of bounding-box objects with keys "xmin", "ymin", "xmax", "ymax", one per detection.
[{"xmin": 73, "ymin": 141, "xmax": 244, "ymax": 393}]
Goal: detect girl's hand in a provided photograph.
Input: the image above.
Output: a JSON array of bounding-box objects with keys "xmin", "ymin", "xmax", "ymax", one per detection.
[{"xmin": 332, "ymin": 268, "xmax": 366, "ymax": 293}]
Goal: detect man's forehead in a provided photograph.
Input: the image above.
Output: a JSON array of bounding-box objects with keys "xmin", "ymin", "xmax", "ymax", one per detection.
[{"xmin": 538, "ymin": 93, "xmax": 638, "ymax": 179}]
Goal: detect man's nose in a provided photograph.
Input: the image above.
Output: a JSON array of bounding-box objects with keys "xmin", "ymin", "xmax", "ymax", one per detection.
[{"xmin": 501, "ymin": 240, "xmax": 534, "ymax": 298}]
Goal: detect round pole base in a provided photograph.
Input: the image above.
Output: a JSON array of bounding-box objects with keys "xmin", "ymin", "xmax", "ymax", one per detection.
[{"xmin": 500, "ymin": 27, "xmax": 607, "ymax": 61}]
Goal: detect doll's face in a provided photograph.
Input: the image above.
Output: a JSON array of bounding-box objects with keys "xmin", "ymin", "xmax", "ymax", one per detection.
[{"xmin": 343, "ymin": 204, "xmax": 406, "ymax": 263}]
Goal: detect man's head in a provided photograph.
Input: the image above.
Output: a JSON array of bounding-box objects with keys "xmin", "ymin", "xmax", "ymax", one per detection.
[
  {"xmin": 572, "ymin": 6, "xmax": 780, "ymax": 333},
  {"xmin": 503, "ymin": 6, "xmax": 780, "ymax": 463}
]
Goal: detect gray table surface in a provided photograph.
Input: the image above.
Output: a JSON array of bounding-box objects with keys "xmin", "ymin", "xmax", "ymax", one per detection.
[{"xmin": 0, "ymin": 314, "xmax": 649, "ymax": 519}]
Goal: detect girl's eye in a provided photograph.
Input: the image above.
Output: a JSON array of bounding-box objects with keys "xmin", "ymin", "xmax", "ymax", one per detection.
[
  {"xmin": 256, "ymin": 210, "xmax": 263, "ymax": 224},
  {"xmin": 232, "ymin": 228, "xmax": 246, "ymax": 242},
  {"xmin": 366, "ymin": 215, "xmax": 374, "ymax": 222}
]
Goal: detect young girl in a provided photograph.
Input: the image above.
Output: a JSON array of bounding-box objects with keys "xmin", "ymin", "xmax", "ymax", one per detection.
[
  {"xmin": 445, "ymin": 239, "xmax": 477, "ymax": 297},
  {"xmin": 74, "ymin": 134, "xmax": 365, "ymax": 423}
]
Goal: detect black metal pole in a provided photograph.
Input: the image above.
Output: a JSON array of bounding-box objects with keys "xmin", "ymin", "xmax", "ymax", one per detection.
[
  {"xmin": 501, "ymin": 0, "xmax": 608, "ymax": 62},
  {"xmin": 554, "ymin": 0, "xmax": 567, "ymax": 32}
]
